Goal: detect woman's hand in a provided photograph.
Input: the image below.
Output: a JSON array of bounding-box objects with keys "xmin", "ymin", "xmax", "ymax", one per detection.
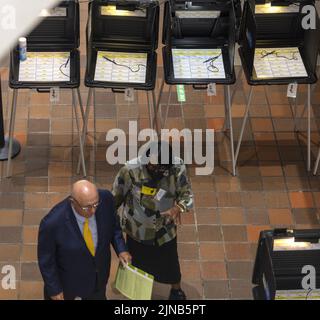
[{"xmin": 160, "ymin": 206, "xmax": 182, "ymax": 225}]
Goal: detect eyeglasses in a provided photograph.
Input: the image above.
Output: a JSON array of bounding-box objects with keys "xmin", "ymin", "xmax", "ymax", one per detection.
[{"xmin": 70, "ymin": 197, "xmax": 100, "ymax": 212}]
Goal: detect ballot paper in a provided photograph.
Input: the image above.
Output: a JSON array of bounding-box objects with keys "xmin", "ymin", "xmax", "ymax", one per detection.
[
  {"xmin": 39, "ymin": 7, "xmax": 67, "ymax": 17},
  {"xmin": 172, "ymin": 48, "xmax": 226, "ymax": 79},
  {"xmin": 273, "ymin": 237, "xmax": 320, "ymax": 251},
  {"xmin": 94, "ymin": 51, "xmax": 147, "ymax": 83},
  {"xmin": 115, "ymin": 263, "xmax": 154, "ymax": 300},
  {"xmin": 100, "ymin": 5, "xmax": 147, "ymax": 17},
  {"xmin": 254, "ymin": 47, "xmax": 308, "ymax": 79},
  {"xmin": 175, "ymin": 10, "xmax": 221, "ymax": 19},
  {"xmin": 255, "ymin": 3, "xmax": 300, "ymax": 14},
  {"xmin": 19, "ymin": 52, "xmax": 70, "ymax": 82},
  {"xmin": 275, "ymin": 289, "xmax": 320, "ymax": 300}
]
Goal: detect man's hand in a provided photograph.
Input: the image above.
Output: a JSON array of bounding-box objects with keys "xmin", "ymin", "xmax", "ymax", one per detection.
[
  {"xmin": 51, "ymin": 292, "xmax": 64, "ymax": 300},
  {"xmin": 119, "ymin": 251, "xmax": 132, "ymax": 267},
  {"xmin": 160, "ymin": 206, "xmax": 182, "ymax": 225}
]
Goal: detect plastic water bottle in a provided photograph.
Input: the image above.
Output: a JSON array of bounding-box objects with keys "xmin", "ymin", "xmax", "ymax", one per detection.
[{"xmin": 19, "ymin": 37, "xmax": 27, "ymax": 61}]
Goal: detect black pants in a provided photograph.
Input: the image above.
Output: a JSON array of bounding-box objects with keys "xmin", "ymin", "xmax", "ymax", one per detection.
[{"xmin": 44, "ymin": 287, "xmax": 107, "ymax": 300}]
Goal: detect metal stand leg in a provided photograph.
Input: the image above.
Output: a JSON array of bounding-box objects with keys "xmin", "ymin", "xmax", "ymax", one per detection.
[
  {"xmin": 287, "ymin": 92, "xmax": 299, "ymax": 132},
  {"xmin": 77, "ymin": 87, "xmax": 85, "ymax": 121},
  {"xmin": 295, "ymin": 71, "xmax": 319, "ymax": 131},
  {"xmin": 72, "ymin": 89, "xmax": 86, "ymax": 177},
  {"xmin": 223, "ymin": 85, "xmax": 230, "ymax": 131},
  {"xmin": 163, "ymin": 85, "xmax": 172, "ymax": 129},
  {"xmin": 77, "ymin": 88, "xmax": 93, "ymax": 175},
  {"xmin": 151, "ymin": 90, "xmax": 159, "ymax": 133},
  {"xmin": 0, "ymin": 84, "xmax": 21, "ymax": 163},
  {"xmin": 313, "ymin": 146, "xmax": 320, "ymax": 175},
  {"xmin": 226, "ymin": 85, "xmax": 236, "ymax": 176},
  {"xmin": 146, "ymin": 91, "xmax": 153, "ymax": 130},
  {"xmin": 6, "ymin": 89, "xmax": 20, "ymax": 178},
  {"xmin": 230, "ymin": 67, "xmax": 247, "ymax": 106},
  {"xmin": 93, "ymin": 88, "xmax": 97, "ymax": 181},
  {"xmin": 307, "ymin": 83, "xmax": 311, "ymax": 172},
  {"xmin": 153, "ymin": 78, "xmax": 165, "ymax": 129},
  {"xmin": 234, "ymin": 86, "xmax": 254, "ymax": 164}
]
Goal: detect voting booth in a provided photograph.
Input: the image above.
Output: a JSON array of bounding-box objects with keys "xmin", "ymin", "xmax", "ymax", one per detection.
[
  {"xmin": 252, "ymin": 229, "xmax": 320, "ymax": 300},
  {"xmin": 85, "ymin": 0, "xmax": 159, "ymax": 91},
  {"xmin": 235, "ymin": 0, "xmax": 320, "ymax": 174},
  {"xmin": 159, "ymin": 0, "xmax": 239, "ymax": 175},
  {"xmin": 7, "ymin": 0, "xmax": 86, "ymax": 176},
  {"xmin": 79, "ymin": 0, "xmax": 160, "ymax": 175}
]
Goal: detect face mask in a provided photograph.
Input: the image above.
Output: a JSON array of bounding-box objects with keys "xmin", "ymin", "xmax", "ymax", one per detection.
[{"xmin": 147, "ymin": 165, "xmax": 169, "ymax": 180}]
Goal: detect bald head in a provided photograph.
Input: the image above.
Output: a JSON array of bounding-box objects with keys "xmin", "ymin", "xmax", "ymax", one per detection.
[{"xmin": 71, "ymin": 180, "xmax": 99, "ymax": 217}]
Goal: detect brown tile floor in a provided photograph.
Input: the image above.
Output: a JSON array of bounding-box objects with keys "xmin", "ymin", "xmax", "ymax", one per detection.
[{"xmin": 1, "ymin": 3, "xmax": 320, "ymax": 300}]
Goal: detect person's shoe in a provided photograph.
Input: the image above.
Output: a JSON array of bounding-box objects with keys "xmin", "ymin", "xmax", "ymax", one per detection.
[{"xmin": 169, "ymin": 288, "xmax": 187, "ymax": 300}]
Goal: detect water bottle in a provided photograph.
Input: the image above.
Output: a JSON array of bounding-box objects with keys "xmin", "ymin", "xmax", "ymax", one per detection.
[{"xmin": 19, "ymin": 37, "xmax": 27, "ymax": 61}]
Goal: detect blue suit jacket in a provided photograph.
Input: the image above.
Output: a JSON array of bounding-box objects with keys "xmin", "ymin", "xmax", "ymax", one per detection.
[{"xmin": 38, "ymin": 190, "xmax": 127, "ymax": 300}]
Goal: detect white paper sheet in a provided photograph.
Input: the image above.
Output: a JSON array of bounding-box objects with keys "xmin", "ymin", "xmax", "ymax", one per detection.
[
  {"xmin": 276, "ymin": 290, "xmax": 320, "ymax": 300},
  {"xmin": 255, "ymin": 3, "xmax": 300, "ymax": 14},
  {"xmin": 19, "ymin": 52, "xmax": 70, "ymax": 82},
  {"xmin": 254, "ymin": 47, "xmax": 308, "ymax": 79},
  {"xmin": 94, "ymin": 51, "xmax": 147, "ymax": 84},
  {"xmin": 273, "ymin": 237, "xmax": 320, "ymax": 251},
  {"xmin": 100, "ymin": 5, "xmax": 146, "ymax": 17},
  {"xmin": 172, "ymin": 48, "xmax": 226, "ymax": 79},
  {"xmin": 175, "ymin": 10, "xmax": 221, "ymax": 19},
  {"xmin": 39, "ymin": 7, "xmax": 67, "ymax": 17}
]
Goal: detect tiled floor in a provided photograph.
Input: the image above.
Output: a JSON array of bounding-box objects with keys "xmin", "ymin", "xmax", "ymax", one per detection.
[{"xmin": 0, "ymin": 3, "xmax": 320, "ymax": 300}]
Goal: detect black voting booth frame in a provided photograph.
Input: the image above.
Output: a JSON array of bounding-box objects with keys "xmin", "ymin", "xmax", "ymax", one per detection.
[
  {"xmin": 235, "ymin": 0, "xmax": 320, "ymax": 175},
  {"xmin": 78, "ymin": 0, "xmax": 160, "ymax": 176},
  {"xmin": 6, "ymin": 0, "xmax": 86, "ymax": 177},
  {"xmin": 156, "ymin": 0, "xmax": 240, "ymax": 176},
  {"xmin": 252, "ymin": 229, "xmax": 320, "ymax": 300}
]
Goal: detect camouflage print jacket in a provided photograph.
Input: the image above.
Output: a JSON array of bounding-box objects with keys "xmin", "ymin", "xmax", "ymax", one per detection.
[{"xmin": 112, "ymin": 157, "xmax": 193, "ymax": 246}]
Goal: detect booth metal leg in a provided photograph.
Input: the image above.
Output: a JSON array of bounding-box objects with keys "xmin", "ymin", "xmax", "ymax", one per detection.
[
  {"xmin": 226, "ymin": 85, "xmax": 236, "ymax": 176},
  {"xmin": 313, "ymin": 148, "xmax": 320, "ymax": 175},
  {"xmin": 152, "ymin": 90, "xmax": 159, "ymax": 133},
  {"xmin": 307, "ymin": 84, "xmax": 311, "ymax": 172},
  {"xmin": 146, "ymin": 90, "xmax": 153, "ymax": 130},
  {"xmin": 92, "ymin": 88, "xmax": 97, "ymax": 181},
  {"xmin": 0, "ymin": 84, "xmax": 21, "ymax": 163},
  {"xmin": 287, "ymin": 92, "xmax": 299, "ymax": 133},
  {"xmin": 163, "ymin": 85, "xmax": 172, "ymax": 129},
  {"xmin": 223, "ymin": 85, "xmax": 230, "ymax": 131},
  {"xmin": 313, "ymin": 141, "xmax": 320, "ymax": 175},
  {"xmin": 6, "ymin": 89, "xmax": 19, "ymax": 178},
  {"xmin": 230, "ymin": 67, "xmax": 247, "ymax": 106},
  {"xmin": 77, "ymin": 87, "xmax": 85, "ymax": 122},
  {"xmin": 153, "ymin": 78, "xmax": 165, "ymax": 130},
  {"xmin": 295, "ymin": 70, "xmax": 319, "ymax": 131},
  {"xmin": 72, "ymin": 89, "xmax": 86, "ymax": 177},
  {"xmin": 77, "ymin": 88, "xmax": 93, "ymax": 175},
  {"xmin": 234, "ymin": 86, "xmax": 254, "ymax": 165},
  {"xmin": 287, "ymin": 84, "xmax": 312, "ymax": 172}
]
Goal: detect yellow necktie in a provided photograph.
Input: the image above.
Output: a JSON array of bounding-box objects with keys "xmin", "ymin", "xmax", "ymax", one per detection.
[{"xmin": 83, "ymin": 218, "xmax": 95, "ymax": 256}]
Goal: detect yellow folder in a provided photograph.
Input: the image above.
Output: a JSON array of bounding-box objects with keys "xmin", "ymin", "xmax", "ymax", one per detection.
[{"xmin": 115, "ymin": 263, "xmax": 154, "ymax": 300}]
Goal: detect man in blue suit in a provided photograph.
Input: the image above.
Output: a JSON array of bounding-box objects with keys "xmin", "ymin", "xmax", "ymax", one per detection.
[{"xmin": 38, "ymin": 180, "xmax": 131, "ymax": 300}]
